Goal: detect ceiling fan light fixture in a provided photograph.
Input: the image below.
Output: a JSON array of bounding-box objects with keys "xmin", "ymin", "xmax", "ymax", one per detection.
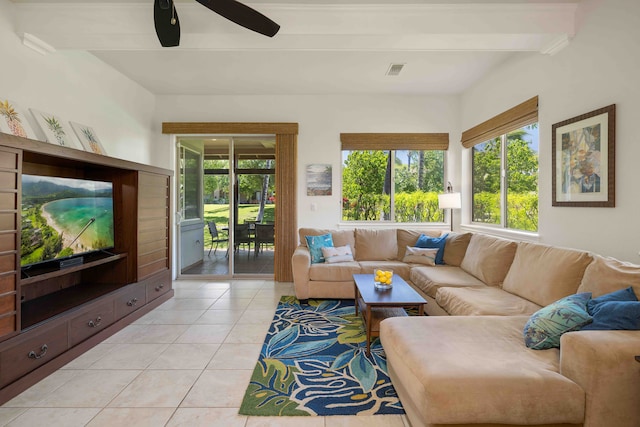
[{"xmin": 386, "ymin": 63, "xmax": 406, "ymax": 76}]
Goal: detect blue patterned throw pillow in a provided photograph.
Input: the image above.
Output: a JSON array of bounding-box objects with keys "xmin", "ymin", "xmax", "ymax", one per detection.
[
  {"xmin": 305, "ymin": 233, "xmax": 334, "ymax": 264},
  {"xmin": 523, "ymin": 292, "xmax": 593, "ymax": 350},
  {"xmin": 415, "ymin": 233, "xmax": 448, "ymax": 265}
]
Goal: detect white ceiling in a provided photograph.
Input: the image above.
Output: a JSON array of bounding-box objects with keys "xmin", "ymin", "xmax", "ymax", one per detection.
[{"xmin": 10, "ymin": 0, "xmax": 580, "ymax": 96}]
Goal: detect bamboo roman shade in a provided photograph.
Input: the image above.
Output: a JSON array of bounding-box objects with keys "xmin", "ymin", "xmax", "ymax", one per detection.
[
  {"xmin": 461, "ymin": 96, "xmax": 538, "ymax": 148},
  {"xmin": 340, "ymin": 133, "xmax": 449, "ymax": 151}
]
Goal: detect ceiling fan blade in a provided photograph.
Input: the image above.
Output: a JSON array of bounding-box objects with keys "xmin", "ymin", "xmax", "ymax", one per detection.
[
  {"xmin": 195, "ymin": 0, "xmax": 280, "ymax": 37},
  {"xmin": 154, "ymin": 0, "xmax": 181, "ymax": 47}
]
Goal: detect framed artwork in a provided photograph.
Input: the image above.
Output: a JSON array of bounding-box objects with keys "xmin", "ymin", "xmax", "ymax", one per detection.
[
  {"xmin": 0, "ymin": 99, "xmax": 39, "ymax": 140},
  {"xmin": 552, "ymin": 104, "xmax": 615, "ymax": 207},
  {"xmin": 30, "ymin": 109, "xmax": 81, "ymax": 149},
  {"xmin": 306, "ymin": 164, "xmax": 332, "ymax": 196},
  {"xmin": 70, "ymin": 122, "xmax": 107, "ymax": 155}
]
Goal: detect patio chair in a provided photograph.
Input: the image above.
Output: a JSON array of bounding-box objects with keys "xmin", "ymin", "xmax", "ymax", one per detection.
[
  {"xmin": 207, "ymin": 221, "xmax": 228, "ymax": 256},
  {"xmin": 255, "ymin": 223, "xmax": 275, "ymax": 256},
  {"xmin": 234, "ymin": 223, "xmax": 253, "ymax": 257}
]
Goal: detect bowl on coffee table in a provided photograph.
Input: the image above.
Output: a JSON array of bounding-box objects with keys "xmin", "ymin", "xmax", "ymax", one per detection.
[{"xmin": 374, "ymin": 269, "xmax": 393, "ymax": 291}]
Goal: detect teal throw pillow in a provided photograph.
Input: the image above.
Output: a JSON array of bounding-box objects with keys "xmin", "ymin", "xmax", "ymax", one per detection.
[
  {"xmin": 523, "ymin": 292, "xmax": 593, "ymax": 350},
  {"xmin": 582, "ymin": 287, "xmax": 640, "ymax": 330},
  {"xmin": 415, "ymin": 233, "xmax": 448, "ymax": 265},
  {"xmin": 305, "ymin": 233, "xmax": 334, "ymax": 264}
]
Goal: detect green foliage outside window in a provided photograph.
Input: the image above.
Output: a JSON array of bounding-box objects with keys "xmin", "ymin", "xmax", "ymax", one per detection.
[
  {"xmin": 342, "ymin": 149, "xmax": 444, "ymax": 222},
  {"xmin": 472, "ymin": 126, "xmax": 538, "ymax": 232}
]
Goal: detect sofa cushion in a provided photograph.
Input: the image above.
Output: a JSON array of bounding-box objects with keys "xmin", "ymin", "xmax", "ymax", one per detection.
[
  {"xmin": 298, "ymin": 228, "xmax": 357, "ymax": 258},
  {"xmin": 380, "ymin": 316, "xmax": 585, "ymax": 425},
  {"xmin": 415, "ymin": 233, "xmax": 448, "ymax": 264},
  {"xmin": 459, "ymin": 234, "xmax": 517, "ymax": 286},
  {"xmin": 402, "ymin": 247, "xmax": 438, "ymax": 266},
  {"xmin": 354, "ymin": 228, "xmax": 398, "ymax": 261},
  {"xmin": 442, "ymin": 232, "xmax": 472, "ymax": 266},
  {"xmin": 578, "ymin": 255, "xmax": 640, "ymax": 298},
  {"xmin": 308, "ymin": 262, "xmax": 362, "ymax": 282},
  {"xmin": 397, "ymin": 229, "xmax": 440, "ymax": 259},
  {"xmin": 321, "ymin": 244, "xmax": 354, "ymax": 264},
  {"xmin": 410, "ymin": 266, "xmax": 485, "ymax": 299},
  {"xmin": 502, "ymin": 242, "xmax": 593, "ymax": 307},
  {"xmin": 523, "ymin": 293, "xmax": 593, "ymax": 350},
  {"xmin": 436, "ymin": 286, "xmax": 542, "ymax": 316}
]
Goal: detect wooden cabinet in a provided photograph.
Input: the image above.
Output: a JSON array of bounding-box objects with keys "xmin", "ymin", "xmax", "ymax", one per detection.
[
  {"xmin": 0, "ymin": 147, "xmax": 20, "ymax": 340},
  {"xmin": 144, "ymin": 271, "xmax": 172, "ymax": 302},
  {"xmin": 0, "ymin": 322, "xmax": 67, "ymax": 387},
  {"xmin": 114, "ymin": 282, "xmax": 146, "ymax": 319},
  {"xmin": 0, "ymin": 133, "xmax": 173, "ymax": 404},
  {"xmin": 69, "ymin": 300, "xmax": 115, "ymax": 347}
]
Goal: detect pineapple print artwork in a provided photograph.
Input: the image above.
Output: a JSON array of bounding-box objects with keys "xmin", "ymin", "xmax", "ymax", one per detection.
[
  {"xmin": 0, "ymin": 100, "xmax": 27, "ymax": 137},
  {"xmin": 43, "ymin": 115, "xmax": 67, "ymax": 146},
  {"xmin": 81, "ymin": 127, "xmax": 104, "ymax": 154},
  {"xmin": 70, "ymin": 122, "xmax": 106, "ymax": 155}
]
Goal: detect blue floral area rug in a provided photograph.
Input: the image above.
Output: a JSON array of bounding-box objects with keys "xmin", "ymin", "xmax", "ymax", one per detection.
[{"xmin": 239, "ymin": 296, "xmax": 405, "ymax": 416}]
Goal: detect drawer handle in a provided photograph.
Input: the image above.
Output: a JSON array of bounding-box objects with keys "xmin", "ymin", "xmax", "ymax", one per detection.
[
  {"xmin": 88, "ymin": 316, "xmax": 102, "ymax": 328},
  {"xmin": 28, "ymin": 344, "xmax": 48, "ymax": 360},
  {"xmin": 155, "ymin": 284, "xmax": 165, "ymax": 292},
  {"xmin": 127, "ymin": 298, "xmax": 139, "ymax": 307}
]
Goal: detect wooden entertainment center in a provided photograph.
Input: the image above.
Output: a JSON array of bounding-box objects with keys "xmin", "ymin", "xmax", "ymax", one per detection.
[{"xmin": 0, "ymin": 133, "xmax": 173, "ymax": 404}]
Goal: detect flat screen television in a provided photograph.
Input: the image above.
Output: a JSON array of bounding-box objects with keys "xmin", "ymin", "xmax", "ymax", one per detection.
[{"xmin": 21, "ymin": 174, "xmax": 115, "ymax": 269}]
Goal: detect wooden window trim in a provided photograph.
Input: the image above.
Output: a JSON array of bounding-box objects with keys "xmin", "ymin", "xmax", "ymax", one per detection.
[
  {"xmin": 461, "ymin": 96, "xmax": 538, "ymax": 148},
  {"xmin": 340, "ymin": 133, "xmax": 449, "ymax": 151}
]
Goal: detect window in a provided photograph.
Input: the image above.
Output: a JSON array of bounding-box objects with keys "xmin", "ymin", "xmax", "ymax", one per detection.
[
  {"xmin": 463, "ymin": 97, "xmax": 539, "ymax": 232},
  {"xmin": 179, "ymin": 145, "xmax": 202, "ymax": 221},
  {"xmin": 340, "ymin": 133, "xmax": 448, "ymax": 223}
]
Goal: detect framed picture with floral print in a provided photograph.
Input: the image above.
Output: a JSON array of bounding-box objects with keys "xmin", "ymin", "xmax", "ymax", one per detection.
[{"xmin": 552, "ymin": 104, "xmax": 615, "ymax": 207}]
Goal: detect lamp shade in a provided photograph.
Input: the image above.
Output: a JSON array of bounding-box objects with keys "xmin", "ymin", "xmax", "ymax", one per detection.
[{"xmin": 438, "ymin": 192, "xmax": 462, "ymax": 210}]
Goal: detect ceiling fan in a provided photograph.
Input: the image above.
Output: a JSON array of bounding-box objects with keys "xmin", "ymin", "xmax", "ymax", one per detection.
[{"xmin": 154, "ymin": 0, "xmax": 280, "ymax": 47}]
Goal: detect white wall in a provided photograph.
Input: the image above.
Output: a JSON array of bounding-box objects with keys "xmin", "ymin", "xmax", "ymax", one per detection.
[
  {"xmin": 0, "ymin": 0, "xmax": 158, "ymax": 166},
  {"xmin": 460, "ymin": 0, "xmax": 640, "ymax": 262},
  {"xmin": 154, "ymin": 94, "xmax": 461, "ymax": 230}
]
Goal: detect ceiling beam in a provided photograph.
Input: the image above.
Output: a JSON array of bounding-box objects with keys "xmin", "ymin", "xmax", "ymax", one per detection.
[{"xmin": 13, "ymin": 3, "xmax": 577, "ymax": 54}]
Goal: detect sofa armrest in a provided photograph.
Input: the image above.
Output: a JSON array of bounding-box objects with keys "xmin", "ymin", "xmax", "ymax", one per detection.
[
  {"xmin": 292, "ymin": 245, "xmax": 312, "ymax": 300},
  {"xmin": 560, "ymin": 330, "xmax": 640, "ymax": 427}
]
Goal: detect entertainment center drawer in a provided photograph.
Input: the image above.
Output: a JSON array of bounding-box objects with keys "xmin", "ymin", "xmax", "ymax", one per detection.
[
  {"xmin": 114, "ymin": 283, "xmax": 146, "ymax": 319},
  {"xmin": 144, "ymin": 271, "xmax": 172, "ymax": 302},
  {"xmin": 69, "ymin": 301, "xmax": 115, "ymax": 347},
  {"xmin": 0, "ymin": 322, "xmax": 68, "ymax": 387}
]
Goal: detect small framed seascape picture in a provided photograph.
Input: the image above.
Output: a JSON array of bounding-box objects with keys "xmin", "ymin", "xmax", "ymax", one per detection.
[
  {"xmin": 30, "ymin": 109, "xmax": 81, "ymax": 149},
  {"xmin": 70, "ymin": 122, "xmax": 107, "ymax": 155},
  {"xmin": 306, "ymin": 164, "xmax": 332, "ymax": 196},
  {"xmin": 552, "ymin": 104, "xmax": 615, "ymax": 207},
  {"xmin": 0, "ymin": 99, "xmax": 39, "ymax": 140}
]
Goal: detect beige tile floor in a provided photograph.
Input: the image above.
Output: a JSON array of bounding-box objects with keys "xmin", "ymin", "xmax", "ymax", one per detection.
[{"xmin": 0, "ymin": 280, "xmax": 409, "ymax": 427}]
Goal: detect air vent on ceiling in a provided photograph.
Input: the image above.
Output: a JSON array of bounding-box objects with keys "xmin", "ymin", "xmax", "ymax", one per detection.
[{"xmin": 386, "ymin": 63, "xmax": 405, "ymax": 76}]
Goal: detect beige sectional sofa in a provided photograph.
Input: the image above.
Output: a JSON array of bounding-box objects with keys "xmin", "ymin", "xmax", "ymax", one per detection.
[{"xmin": 292, "ymin": 227, "xmax": 640, "ymax": 427}]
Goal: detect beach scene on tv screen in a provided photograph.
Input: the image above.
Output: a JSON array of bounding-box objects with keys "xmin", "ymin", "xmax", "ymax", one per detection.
[{"xmin": 21, "ymin": 175, "xmax": 114, "ymax": 266}]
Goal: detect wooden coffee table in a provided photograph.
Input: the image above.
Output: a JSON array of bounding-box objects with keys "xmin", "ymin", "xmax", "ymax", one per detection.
[{"xmin": 353, "ymin": 273, "xmax": 427, "ymax": 355}]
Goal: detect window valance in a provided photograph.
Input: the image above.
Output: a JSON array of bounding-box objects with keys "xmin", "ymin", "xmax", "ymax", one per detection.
[
  {"xmin": 461, "ymin": 96, "xmax": 538, "ymax": 148},
  {"xmin": 340, "ymin": 133, "xmax": 449, "ymax": 151}
]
